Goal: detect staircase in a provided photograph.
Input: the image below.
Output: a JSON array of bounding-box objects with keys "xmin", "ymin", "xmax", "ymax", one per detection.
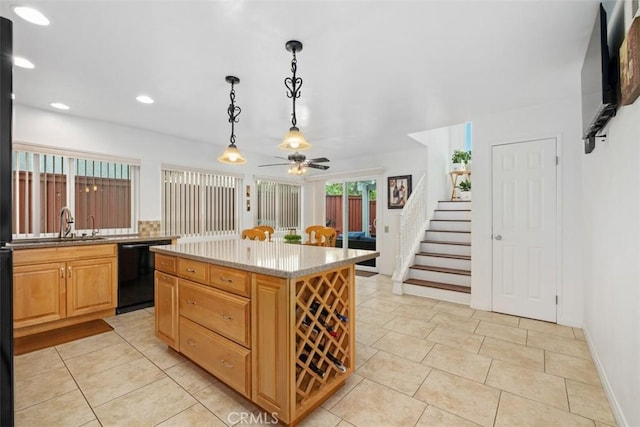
[{"xmin": 402, "ymin": 200, "xmax": 471, "ymax": 304}]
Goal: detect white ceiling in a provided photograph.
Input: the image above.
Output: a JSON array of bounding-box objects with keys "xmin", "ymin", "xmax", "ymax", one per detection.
[{"xmin": 2, "ymin": 0, "xmax": 599, "ymax": 164}]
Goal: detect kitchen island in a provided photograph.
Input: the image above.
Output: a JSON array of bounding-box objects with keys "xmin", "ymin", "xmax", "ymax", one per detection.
[{"xmin": 151, "ymin": 239, "xmax": 378, "ymax": 426}]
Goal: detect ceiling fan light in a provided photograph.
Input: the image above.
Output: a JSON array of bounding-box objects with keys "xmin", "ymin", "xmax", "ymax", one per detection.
[
  {"xmin": 279, "ymin": 127, "xmax": 311, "ymax": 151},
  {"xmin": 218, "ymin": 144, "xmax": 246, "ymax": 164}
]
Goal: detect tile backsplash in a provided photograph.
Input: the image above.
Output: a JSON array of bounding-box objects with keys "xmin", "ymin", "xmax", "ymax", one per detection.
[{"xmin": 138, "ymin": 220, "xmax": 161, "ymax": 236}]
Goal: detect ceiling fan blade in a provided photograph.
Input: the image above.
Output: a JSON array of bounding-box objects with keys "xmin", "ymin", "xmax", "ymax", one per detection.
[
  {"xmin": 307, "ymin": 163, "xmax": 330, "ymax": 170},
  {"xmin": 258, "ymin": 162, "xmax": 290, "ymax": 167},
  {"xmin": 308, "ymin": 157, "xmax": 330, "ymax": 163}
]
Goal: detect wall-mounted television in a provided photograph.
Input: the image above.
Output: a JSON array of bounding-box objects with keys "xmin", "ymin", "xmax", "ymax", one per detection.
[{"xmin": 580, "ymin": 4, "xmax": 618, "ymax": 153}]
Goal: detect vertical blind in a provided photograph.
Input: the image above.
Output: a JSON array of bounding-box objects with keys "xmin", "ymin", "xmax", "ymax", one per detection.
[
  {"xmin": 256, "ymin": 180, "xmax": 301, "ymax": 231},
  {"xmin": 161, "ymin": 167, "xmax": 242, "ymax": 237},
  {"xmin": 12, "ymin": 148, "xmax": 138, "ymax": 238}
]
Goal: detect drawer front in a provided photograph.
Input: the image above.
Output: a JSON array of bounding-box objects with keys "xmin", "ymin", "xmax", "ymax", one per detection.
[
  {"xmin": 179, "ymin": 317, "xmax": 250, "ymax": 397},
  {"xmin": 179, "ymin": 279, "xmax": 250, "ymax": 347},
  {"xmin": 209, "ymin": 265, "xmax": 250, "ymax": 297},
  {"xmin": 155, "ymin": 254, "xmax": 177, "ymax": 275},
  {"xmin": 177, "ymin": 258, "xmax": 208, "ymax": 283}
]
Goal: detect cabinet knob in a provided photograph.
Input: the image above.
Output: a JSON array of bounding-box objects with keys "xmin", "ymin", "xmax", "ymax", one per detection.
[
  {"xmin": 185, "ymin": 299, "xmax": 196, "ymax": 305},
  {"xmin": 220, "ymin": 313, "xmax": 233, "ymax": 321},
  {"xmin": 161, "ymin": 275, "xmax": 169, "ymax": 280},
  {"xmin": 186, "ymin": 268, "xmax": 196, "ymax": 273},
  {"xmin": 219, "ymin": 276, "xmax": 233, "ymax": 283},
  {"xmin": 187, "ymin": 339, "xmax": 197, "ymax": 346},
  {"xmin": 220, "ymin": 359, "xmax": 234, "ymax": 368},
  {"xmin": 67, "ymin": 267, "xmax": 71, "ymax": 278}
]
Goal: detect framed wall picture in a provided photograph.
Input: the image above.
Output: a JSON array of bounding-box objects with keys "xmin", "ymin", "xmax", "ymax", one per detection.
[{"xmin": 387, "ymin": 175, "xmax": 412, "ymax": 209}]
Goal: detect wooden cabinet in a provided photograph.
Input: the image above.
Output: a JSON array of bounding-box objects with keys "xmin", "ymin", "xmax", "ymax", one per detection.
[
  {"xmin": 155, "ymin": 270, "xmax": 179, "ymax": 349},
  {"xmin": 153, "ymin": 250, "xmax": 356, "ymax": 426},
  {"xmin": 13, "ymin": 244, "xmax": 117, "ymax": 336},
  {"xmin": 13, "ymin": 262, "xmax": 66, "ymax": 328},
  {"xmin": 66, "ymin": 257, "xmax": 117, "ymax": 317}
]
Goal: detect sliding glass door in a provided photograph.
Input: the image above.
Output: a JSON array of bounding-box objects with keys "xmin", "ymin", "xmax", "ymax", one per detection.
[{"xmin": 325, "ymin": 178, "xmax": 378, "ymax": 271}]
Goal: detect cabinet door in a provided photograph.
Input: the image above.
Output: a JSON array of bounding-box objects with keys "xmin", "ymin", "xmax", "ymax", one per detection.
[
  {"xmin": 66, "ymin": 257, "xmax": 117, "ymax": 317},
  {"xmin": 155, "ymin": 271, "xmax": 179, "ymax": 349},
  {"xmin": 14, "ymin": 262, "xmax": 66, "ymax": 328}
]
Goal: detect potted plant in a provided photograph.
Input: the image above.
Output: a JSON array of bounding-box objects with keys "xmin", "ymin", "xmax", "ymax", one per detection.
[
  {"xmin": 451, "ymin": 150, "xmax": 472, "ymax": 171},
  {"xmin": 283, "ymin": 234, "xmax": 302, "ymax": 244},
  {"xmin": 451, "ymin": 150, "xmax": 466, "ymax": 171},
  {"xmin": 458, "ymin": 179, "xmax": 471, "ymax": 200}
]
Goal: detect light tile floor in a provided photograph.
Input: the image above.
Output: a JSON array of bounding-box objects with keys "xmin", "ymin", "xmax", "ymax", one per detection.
[{"xmin": 14, "ymin": 275, "xmax": 617, "ymax": 426}]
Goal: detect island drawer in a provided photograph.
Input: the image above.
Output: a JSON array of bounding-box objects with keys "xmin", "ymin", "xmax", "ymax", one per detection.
[
  {"xmin": 178, "ymin": 279, "xmax": 250, "ymax": 347},
  {"xmin": 179, "ymin": 317, "xmax": 250, "ymax": 398},
  {"xmin": 177, "ymin": 258, "xmax": 209, "ymax": 283},
  {"xmin": 155, "ymin": 254, "xmax": 177, "ymax": 275},
  {"xmin": 209, "ymin": 265, "xmax": 250, "ymax": 297}
]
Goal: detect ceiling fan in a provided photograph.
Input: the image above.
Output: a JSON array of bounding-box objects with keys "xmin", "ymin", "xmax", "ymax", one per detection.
[{"xmin": 258, "ymin": 152, "xmax": 330, "ymax": 174}]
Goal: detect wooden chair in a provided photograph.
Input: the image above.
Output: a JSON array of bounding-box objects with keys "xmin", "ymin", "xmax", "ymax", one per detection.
[
  {"xmin": 253, "ymin": 226, "xmax": 274, "ymax": 241},
  {"xmin": 304, "ymin": 225, "xmax": 325, "ymax": 245},
  {"xmin": 314, "ymin": 227, "xmax": 337, "ymax": 247},
  {"xmin": 241, "ymin": 228, "xmax": 267, "ymax": 241}
]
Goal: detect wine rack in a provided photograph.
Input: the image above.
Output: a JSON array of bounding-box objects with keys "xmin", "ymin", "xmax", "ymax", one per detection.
[{"xmin": 294, "ymin": 265, "xmax": 354, "ymax": 413}]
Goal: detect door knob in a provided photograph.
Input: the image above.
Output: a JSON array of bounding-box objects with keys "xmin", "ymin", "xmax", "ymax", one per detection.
[{"xmin": 494, "ymin": 235, "xmax": 502, "ymax": 240}]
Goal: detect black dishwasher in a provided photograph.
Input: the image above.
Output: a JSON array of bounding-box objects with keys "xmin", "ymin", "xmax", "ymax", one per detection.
[{"xmin": 117, "ymin": 240, "xmax": 172, "ymax": 314}]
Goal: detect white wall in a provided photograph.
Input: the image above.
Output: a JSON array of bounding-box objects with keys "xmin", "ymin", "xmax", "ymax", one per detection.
[
  {"xmin": 580, "ymin": 99, "xmax": 640, "ymax": 427},
  {"xmin": 469, "ymin": 95, "xmax": 584, "ymax": 327}
]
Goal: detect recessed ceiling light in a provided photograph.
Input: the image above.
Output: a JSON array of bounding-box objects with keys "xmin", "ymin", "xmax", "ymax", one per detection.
[
  {"xmin": 13, "ymin": 6, "xmax": 50, "ymax": 26},
  {"xmin": 14, "ymin": 56, "xmax": 34, "ymax": 69},
  {"xmin": 136, "ymin": 95, "xmax": 154, "ymax": 104},
  {"xmin": 50, "ymin": 102, "xmax": 69, "ymax": 110}
]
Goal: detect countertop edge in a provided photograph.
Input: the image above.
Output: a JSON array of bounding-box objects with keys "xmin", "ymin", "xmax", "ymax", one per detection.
[
  {"xmin": 8, "ymin": 235, "xmax": 179, "ymax": 250},
  {"xmin": 151, "ymin": 246, "xmax": 379, "ymax": 279}
]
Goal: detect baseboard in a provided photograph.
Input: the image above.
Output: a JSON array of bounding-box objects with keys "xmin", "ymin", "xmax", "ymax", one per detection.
[{"xmin": 583, "ymin": 327, "xmax": 629, "ymax": 427}]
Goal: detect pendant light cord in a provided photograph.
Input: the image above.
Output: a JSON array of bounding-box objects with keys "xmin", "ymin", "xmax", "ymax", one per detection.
[
  {"xmin": 228, "ymin": 81, "xmax": 241, "ymax": 146},
  {"xmin": 284, "ymin": 49, "xmax": 303, "ymax": 128}
]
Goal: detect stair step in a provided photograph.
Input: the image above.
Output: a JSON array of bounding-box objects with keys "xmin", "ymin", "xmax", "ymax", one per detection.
[
  {"xmin": 416, "ymin": 252, "xmax": 470, "ymax": 260},
  {"xmin": 433, "ymin": 209, "xmax": 472, "ymax": 220},
  {"xmin": 435, "ymin": 209, "xmax": 471, "ymax": 212},
  {"xmin": 425, "ymin": 230, "xmax": 471, "ymax": 243},
  {"xmin": 437, "ymin": 200, "xmax": 472, "ymax": 211},
  {"xmin": 410, "ymin": 265, "xmax": 471, "ymax": 276},
  {"xmin": 403, "ymin": 278, "xmax": 471, "ymax": 294},
  {"xmin": 422, "ymin": 240, "xmax": 470, "ymax": 246},
  {"xmin": 429, "ymin": 220, "xmax": 471, "ymax": 232}
]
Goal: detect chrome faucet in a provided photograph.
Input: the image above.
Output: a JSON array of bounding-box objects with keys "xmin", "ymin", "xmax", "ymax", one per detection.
[
  {"xmin": 58, "ymin": 207, "xmax": 74, "ymax": 238},
  {"xmin": 88, "ymin": 215, "xmax": 98, "ymax": 237}
]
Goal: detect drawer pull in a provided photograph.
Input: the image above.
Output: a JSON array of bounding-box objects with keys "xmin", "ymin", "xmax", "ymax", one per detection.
[
  {"xmin": 220, "ymin": 313, "xmax": 233, "ymax": 321},
  {"xmin": 187, "ymin": 339, "xmax": 197, "ymax": 346},
  {"xmin": 186, "ymin": 268, "xmax": 196, "ymax": 273},
  {"xmin": 161, "ymin": 262, "xmax": 168, "ymax": 266},
  {"xmin": 161, "ymin": 275, "xmax": 169, "ymax": 280},
  {"xmin": 185, "ymin": 299, "xmax": 197, "ymax": 305},
  {"xmin": 67, "ymin": 267, "xmax": 72, "ymax": 278},
  {"xmin": 219, "ymin": 276, "xmax": 233, "ymax": 283},
  {"xmin": 220, "ymin": 359, "xmax": 234, "ymax": 368},
  {"xmin": 60, "ymin": 267, "xmax": 65, "ymax": 279}
]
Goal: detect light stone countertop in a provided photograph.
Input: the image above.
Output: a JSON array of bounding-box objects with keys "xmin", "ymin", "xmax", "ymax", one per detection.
[{"xmin": 151, "ymin": 239, "xmax": 380, "ymax": 279}]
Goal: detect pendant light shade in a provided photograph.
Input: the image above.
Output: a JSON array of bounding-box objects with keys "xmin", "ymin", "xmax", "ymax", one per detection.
[
  {"xmin": 281, "ymin": 40, "xmax": 311, "ymax": 151},
  {"xmin": 218, "ymin": 144, "xmax": 245, "ymax": 164},
  {"xmin": 218, "ymin": 75, "xmax": 246, "ymax": 165},
  {"xmin": 279, "ymin": 126, "xmax": 311, "ymax": 151}
]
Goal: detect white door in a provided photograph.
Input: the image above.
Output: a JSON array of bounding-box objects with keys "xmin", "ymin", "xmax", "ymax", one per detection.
[{"xmin": 492, "ymin": 138, "xmax": 557, "ymax": 322}]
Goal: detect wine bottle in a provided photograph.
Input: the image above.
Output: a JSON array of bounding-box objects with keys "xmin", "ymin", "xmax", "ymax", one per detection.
[
  {"xmin": 309, "ymin": 301, "xmax": 348, "ymax": 323},
  {"xmin": 301, "ymin": 313, "xmax": 339, "ymax": 338},
  {"xmin": 304, "ymin": 343, "xmax": 347, "ymax": 373},
  {"xmin": 299, "ymin": 352, "xmax": 325, "ymax": 378}
]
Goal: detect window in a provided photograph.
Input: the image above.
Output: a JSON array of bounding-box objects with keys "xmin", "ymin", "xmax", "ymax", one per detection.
[
  {"xmin": 256, "ymin": 179, "xmax": 301, "ymax": 231},
  {"xmin": 12, "ymin": 145, "xmax": 139, "ymax": 238},
  {"xmin": 161, "ymin": 166, "xmax": 242, "ymax": 237}
]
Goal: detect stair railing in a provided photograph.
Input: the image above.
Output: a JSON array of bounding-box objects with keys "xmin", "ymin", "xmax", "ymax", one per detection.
[{"xmin": 392, "ymin": 173, "xmax": 430, "ymax": 291}]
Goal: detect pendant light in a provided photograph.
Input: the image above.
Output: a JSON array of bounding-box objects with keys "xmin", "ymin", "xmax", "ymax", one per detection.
[
  {"xmin": 279, "ymin": 40, "xmax": 311, "ymax": 151},
  {"xmin": 218, "ymin": 76, "xmax": 246, "ymax": 164}
]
